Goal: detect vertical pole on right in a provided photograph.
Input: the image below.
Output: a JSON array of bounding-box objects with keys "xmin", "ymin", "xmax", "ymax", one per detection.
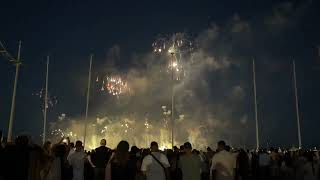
[
  {"xmin": 253, "ymin": 59, "xmax": 260, "ymax": 150},
  {"xmin": 293, "ymin": 60, "xmax": 302, "ymax": 148},
  {"xmin": 42, "ymin": 56, "xmax": 49, "ymax": 144},
  {"xmin": 171, "ymin": 53, "xmax": 175, "ymax": 149},
  {"xmin": 84, "ymin": 54, "xmax": 93, "ymax": 147}
]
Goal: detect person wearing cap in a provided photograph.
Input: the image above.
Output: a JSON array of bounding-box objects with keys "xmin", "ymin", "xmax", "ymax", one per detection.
[
  {"xmin": 178, "ymin": 142, "xmax": 201, "ymax": 180},
  {"xmin": 210, "ymin": 140, "xmax": 236, "ymax": 180}
]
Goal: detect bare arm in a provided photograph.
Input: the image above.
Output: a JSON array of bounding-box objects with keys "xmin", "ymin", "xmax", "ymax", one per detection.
[{"xmin": 88, "ymin": 155, "xmax": 96, "ymax": 168}]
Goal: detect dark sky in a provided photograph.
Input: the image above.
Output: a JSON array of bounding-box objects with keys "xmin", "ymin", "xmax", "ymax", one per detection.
[{"xmin": 0, "ymin": 0, "xmax": 320, "ymax": 148}]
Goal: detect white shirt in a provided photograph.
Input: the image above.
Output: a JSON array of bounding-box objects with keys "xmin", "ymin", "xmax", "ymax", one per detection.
[
  {"xmin": 210, "ymin": 150, "xmax": 236, "ymax": 180},
  {"xmin": 141, "ymin": 152, "xmax": 170, "ymax": 180},
  {"xmin": 67, "ymin": 150, "xmax": 87, "ymax": 180}
]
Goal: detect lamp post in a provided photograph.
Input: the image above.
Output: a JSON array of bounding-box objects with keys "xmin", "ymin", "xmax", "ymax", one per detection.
[
  {"xmin": 293, "ymin": 60, "xmax": 302, "ymax": 148},
  {"xmin": 42, "ymin": 56, "xmax": 49, "ymax": 144},
  {"xmin": 7, "ymin": 41, "xmax": 22, "ymax": 142},
  {"xmin": 83, "ymin": 54, "xmax": 93, "ymax": 147},
  {"xmin": 170, "ymin": 52, "xmax": 175, "ymax": 149},
  {"xmin": 252, "ymin": 59, "xmax": 260, "ymax": 150}
]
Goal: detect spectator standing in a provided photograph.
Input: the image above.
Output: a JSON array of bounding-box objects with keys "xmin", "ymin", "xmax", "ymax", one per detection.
[
  {"xmin": 141, "ymin": 141, "xmax": 170, "ymax": 180},
  {"xmin": 258, "ymin": 149, "xmax": 270, "ymax": 179},
  {"xmin": 302, "ymin": 152, "xmax": 319, "ymax": 180},
  {"xmin": 105, "ymin": 140, "xmax": 136, "ymax": 180},
  {"xmin": 68, "ymin": 141, "xmax": 87, "ymax": 180},
  {"xmin": 210, "ymin": 141, "xmax": 236, "ymax": 180},
  {"xmin": 236, "ymin": 149, "xmax": 249, "ymax": 180},
  {"xmin": 89, "ymin": 139, "xmax": 111, "ymax": 180},
  {"xmin": 178, "ymin": 142, "xmax": 201, "ymax": 180}
]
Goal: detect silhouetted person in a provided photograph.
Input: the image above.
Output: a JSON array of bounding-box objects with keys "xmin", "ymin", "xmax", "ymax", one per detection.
[
  {"xmin": 105, "ymin": 140, "xmax": 136, "ymax": 180},
  {"xmin": 302, "ymin": 152, "xmax": 319, "ymax": 180},
  {"xmin": 236, "ymin": 149, "xmax": 249, "ymax": 180},
  {"xmin": 178, "ymin": 142, "xmax": 201, "ymax": 180},
  {"xmin": 3, "ymin": 135, "xmax": 31, "ymax": 180},
  {"xmin": 28, "ymin": 145, "xmax": 45, "ymax": 180},
  {"xmin": 89, "ymin": 139, "xmax": 111, "ymax": 180},
  {"xmin": 258, "ymin": 149, "xmax": 270, "ymax": 180}
]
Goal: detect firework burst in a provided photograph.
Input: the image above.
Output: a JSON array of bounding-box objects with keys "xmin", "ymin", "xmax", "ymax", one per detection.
[
  {"xmin": 152, "ymin": 33, "xmax": 196, "ymax": 80},
  {"xmin": 97, "ymin": 75, "xmax": 130, "ymax": 96},
  {"xmin": 33, "ymin": 89, "xmax": 58, "ymax": 110},
  {"xmin": 152, "ymin": 33, "xmax": 195, "ymax": 55}
]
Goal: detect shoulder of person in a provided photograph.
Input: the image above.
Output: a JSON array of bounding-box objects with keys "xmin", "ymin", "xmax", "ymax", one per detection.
[
  {"xmin": 144, "ymin": 154, "xmax": 152, "ymax": 158},
  {"xmin": 143, "ymin": 154, "xmax": 153, "ymax": 161},
  {"xmin": 159, "ymin": 152, "xmax": 169, "ymax": 159}
]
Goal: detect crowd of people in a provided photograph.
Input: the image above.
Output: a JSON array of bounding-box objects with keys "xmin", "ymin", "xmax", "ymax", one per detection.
[{"xmin": 0, "ymin": 133, "xmax": 319, "ymax": 180}]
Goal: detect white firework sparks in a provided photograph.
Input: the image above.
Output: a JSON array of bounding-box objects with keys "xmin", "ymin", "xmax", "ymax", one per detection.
[
  {"xmin": 152, "ymin": 33, "xmax": 195, "ymax": 55},
  {"xmin": 33, "ymin": 88, "xmax": 58, "ymax": 110},
  {"xmin": 152, "ymin": 33, "xmax": 196, "ymax": 80},
  {"xmin": 97, "ymin": 75, "xmax": 130, "ymax": 96}
]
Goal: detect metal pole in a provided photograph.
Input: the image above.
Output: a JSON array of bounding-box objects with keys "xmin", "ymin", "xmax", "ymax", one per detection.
[
  {"xmin": 43, "ymin": 56, "xmax": 49, "ymax": 144},
  {"xmin": 84, "ymin": 54, "xmax": 93, "ymax": 147},
  {"xmin": 171, "ymin": 53, "xmax": 175, "ymax": 149},
  {"xmin": 293, "ymin": 60, "xmax": 302, "ymax": 148},
  {"xmin": 7, "ymin": 41, "xmax": 22, "ymax": 142},
  {"xmin": 253, "ymin": 59, "xmax": 260, "ymax": 150}
]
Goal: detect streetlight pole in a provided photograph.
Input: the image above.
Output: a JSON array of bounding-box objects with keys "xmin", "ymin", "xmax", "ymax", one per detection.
[
  {"xmin": 7, "ymin": 41, "xmax": 22, "ymax": 142},
  {"xmin": 42, "ymin": 56, "xmax": 49, "ymax": 144},
  {"xmin": 170, "ymin": 52, "xmax": 175, "ymax": 149},
  {"xmin": 293, "ymin": 60, "xmax": 302, "ymax": 148},
  {"xmin": 252, "ymin": 59, "xmax": 260, "ymax": 150},
  {"xmin": 84, "ymin": 54, "xmax": 93, "ymax": 147}
]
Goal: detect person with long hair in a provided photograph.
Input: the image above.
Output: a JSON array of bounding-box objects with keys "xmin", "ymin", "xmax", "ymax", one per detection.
[{"xmin": 105, "ymin": 141, "xmax": 136, "ymax": 180}]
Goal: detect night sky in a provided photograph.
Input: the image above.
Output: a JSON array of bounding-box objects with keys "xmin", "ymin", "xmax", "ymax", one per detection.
[{"xmin": 0, "ymin": 0, "xmax": 320, "ymax": 148}]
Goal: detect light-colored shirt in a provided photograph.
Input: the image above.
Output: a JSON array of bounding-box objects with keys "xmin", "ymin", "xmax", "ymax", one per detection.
[
  {"xmin": 210, "ymin": 150, "xmax": 236, "ymax": 180},
  {"xmin": 141, "ymin": 152, "xmax": 170, "ymax": 180},
  {"xmin": 67, "ymin": 150, "xmax": 87, "ymax": 180},
  {"xmin": 179, "ymin": 154, "xmax": 201, "ymax": 180}
]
